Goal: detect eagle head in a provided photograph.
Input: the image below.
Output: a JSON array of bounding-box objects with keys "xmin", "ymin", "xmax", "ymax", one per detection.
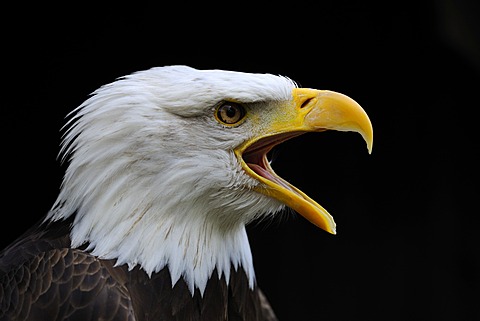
[{"xmin": 46, "ymin": 65, "xmax": 373, "ymax": 294}]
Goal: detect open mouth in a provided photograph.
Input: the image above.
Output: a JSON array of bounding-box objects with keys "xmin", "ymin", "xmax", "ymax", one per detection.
[
  {"xmin": 235, "ymin": 127, "xmax": 338, "ymax": 235},
  {"xmin": 233, "ymin": 88, "xmax": 373, "ymax": 235},
  {"xmin": 241, "ymin": 131, "xmax": 306, "ymax": 191}
]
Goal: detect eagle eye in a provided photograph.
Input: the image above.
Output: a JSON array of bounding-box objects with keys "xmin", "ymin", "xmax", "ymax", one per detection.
[{"xmin": 215, "ymin": 102, "xmax": 246, "ymax": 126}]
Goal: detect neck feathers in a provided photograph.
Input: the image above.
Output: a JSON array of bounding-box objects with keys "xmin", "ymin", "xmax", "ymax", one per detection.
[{"xmin": 46, "ymin": 154, "xmax": 260, "ymax": 295}]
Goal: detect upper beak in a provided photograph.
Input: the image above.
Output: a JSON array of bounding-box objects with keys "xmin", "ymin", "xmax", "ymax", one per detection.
[
  {"xmin": 297, "ymin": 88, "xmax": 373, "ymax": 154},
  {"xmin": 234, "ymin": 88, "xmax": 373, "ymax": 234}
]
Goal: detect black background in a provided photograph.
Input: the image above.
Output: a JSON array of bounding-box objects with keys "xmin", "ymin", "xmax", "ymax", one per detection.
[{"xmin": 3, "ymin": 1, "xmax": 479, "ymax": 320}]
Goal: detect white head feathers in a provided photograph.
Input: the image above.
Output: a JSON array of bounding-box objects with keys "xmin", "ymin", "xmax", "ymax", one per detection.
[{"xmin": 46, "ymin": 65, "xmax": 297, "ymax": 295}]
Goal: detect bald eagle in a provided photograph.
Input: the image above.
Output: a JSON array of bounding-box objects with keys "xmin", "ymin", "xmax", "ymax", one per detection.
[{"xmin": 0, "ymin": 65, "xmax": 372, "ymax": 321}]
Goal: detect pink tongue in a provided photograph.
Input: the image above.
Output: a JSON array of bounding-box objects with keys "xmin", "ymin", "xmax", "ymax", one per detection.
[{"xmin": 247, "ymin": 163, "xmax": 293, "ymax": 191}]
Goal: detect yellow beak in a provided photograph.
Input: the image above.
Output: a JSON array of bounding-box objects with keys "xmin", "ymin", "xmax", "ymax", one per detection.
[{"xmin": 234, "ymin": 88, "xmax": 373, "ymax": 234}]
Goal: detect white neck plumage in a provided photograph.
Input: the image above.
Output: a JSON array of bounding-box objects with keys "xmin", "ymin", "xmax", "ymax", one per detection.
[{"xmin": 46, "ymin": 151, "xmax": 266, "ymax": 295}]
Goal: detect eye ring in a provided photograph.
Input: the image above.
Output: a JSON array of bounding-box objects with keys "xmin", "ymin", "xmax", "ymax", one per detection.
[{"xmin": 215, "ymin": 102, "xmax": 246, "ymax": 126}]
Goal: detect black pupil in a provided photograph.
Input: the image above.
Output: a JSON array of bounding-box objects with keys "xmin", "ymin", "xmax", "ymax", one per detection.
[{"xmin": 225, "ymin": 105, "xmax": 236, "ymax": 118}]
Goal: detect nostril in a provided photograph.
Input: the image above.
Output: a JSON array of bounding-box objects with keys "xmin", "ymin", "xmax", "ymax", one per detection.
[{"xmin": 300, "ymin": 97, "xmax": 314, "ymax": 109}]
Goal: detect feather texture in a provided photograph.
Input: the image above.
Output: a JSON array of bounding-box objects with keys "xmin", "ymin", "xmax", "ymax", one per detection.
[{"xmin": 0, "ymin": 218, "xmax": 278, "ymax": 320}]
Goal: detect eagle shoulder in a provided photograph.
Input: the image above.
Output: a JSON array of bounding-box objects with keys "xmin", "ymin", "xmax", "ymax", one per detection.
[{"xmin": 0, "ymin": 221, "xmax": 135, "ymax": 321}]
